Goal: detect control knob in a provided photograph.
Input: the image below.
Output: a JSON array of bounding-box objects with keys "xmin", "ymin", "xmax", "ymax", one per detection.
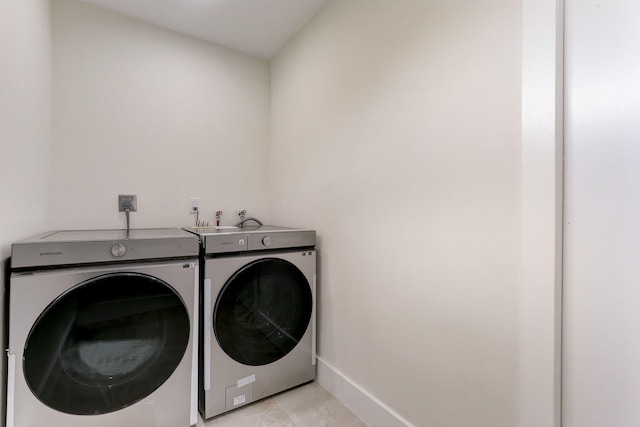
[
  {"xmin": 262, "ymin": 236, "xmax": 272, "ymax": 247},
  {"xmin": 111, "ymin": 243, "xmax": 126, "ymax": 257}
]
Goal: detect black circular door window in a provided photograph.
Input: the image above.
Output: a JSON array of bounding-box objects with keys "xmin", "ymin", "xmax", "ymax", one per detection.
[
  {"xmin": 23, "ymin": 272, "xmax": 190, "ymax": 415},
  {"xmin": 214, "ymin": 258, "xmax": 312, "ymax": 366}
]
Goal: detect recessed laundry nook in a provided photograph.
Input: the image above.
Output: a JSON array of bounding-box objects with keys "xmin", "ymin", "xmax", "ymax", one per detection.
[{"xmin": 8, "ymin": 0, "xmax": 638, "ymax": 427}]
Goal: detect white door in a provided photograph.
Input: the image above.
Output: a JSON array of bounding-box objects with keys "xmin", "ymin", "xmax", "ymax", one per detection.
[{"xmin": 563, "ymin": 1, "xmax": 640, "ymax": 425}]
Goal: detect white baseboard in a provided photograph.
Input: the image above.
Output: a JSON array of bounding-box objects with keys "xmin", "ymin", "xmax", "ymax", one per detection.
[{"xmin": 315, "ymin": 356, "xmax": 414, "ymax": 427}]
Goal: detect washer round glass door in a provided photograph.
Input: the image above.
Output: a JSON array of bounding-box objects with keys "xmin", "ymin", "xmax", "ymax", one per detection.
[
  {"xmin": 23, "ymin": 272, "xmax": 190, "ymax": 415},
  {"xmin": 214, "ymin": 258, "xmax": 312, "ymax": 366}
]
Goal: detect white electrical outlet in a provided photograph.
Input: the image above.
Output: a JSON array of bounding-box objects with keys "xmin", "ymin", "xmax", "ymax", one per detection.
[{"xmin": 190, "ymin": 197, "xmax": 200, "ymax": 213}]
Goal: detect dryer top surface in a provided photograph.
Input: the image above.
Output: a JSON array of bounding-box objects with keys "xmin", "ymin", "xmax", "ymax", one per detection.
[{"xmin": 182, "ymin": 224, "xmax": 308, "ymax": 236}]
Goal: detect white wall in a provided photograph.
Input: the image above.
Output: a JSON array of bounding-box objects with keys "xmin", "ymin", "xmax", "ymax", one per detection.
[
  {"xmin": 0, "ymin": 2, "xmax": 567, "ymax": 426},
  {"xmin": 519, "ymin": 0, "xmax": 564, "ymax": 426},
  {"xmin": 50, "ymin": 0, "xmax": 270, "ymax": 230},
  {"xmin": 270, "ymin": 1, "xmax": 522, "ymax": 425},
  {"xmin": 0, "ymin": 0, "xmax": 51, "ymax": 423},
  {"xmin": 563, "ymin": 1, "xmax": 640, "ymax": 425}
]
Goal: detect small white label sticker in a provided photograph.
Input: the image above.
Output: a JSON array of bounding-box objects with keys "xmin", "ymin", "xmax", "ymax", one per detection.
[
  {"xmin": 237, "ymin": 374, "xmax": 256, "ymax": 388},
  {"xmin": 234, "ymin": 395, "xmax": 246, "ymax": 406}
]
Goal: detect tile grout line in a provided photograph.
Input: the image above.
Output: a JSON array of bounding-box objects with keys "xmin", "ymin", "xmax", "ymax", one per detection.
[{"xmin": 274, "ymin": 393, "xmax": 305, "ymax": 427}]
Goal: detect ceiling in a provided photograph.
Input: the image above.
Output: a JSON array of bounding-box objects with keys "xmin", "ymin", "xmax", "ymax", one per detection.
[{"xmin": 78, "ymin": 0, "xmax": 332, "ymax": 60}]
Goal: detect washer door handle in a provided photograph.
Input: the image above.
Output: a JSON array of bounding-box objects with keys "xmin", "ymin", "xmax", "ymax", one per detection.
[
  {"xmin": 6, "ymin": 350, "xmax": 15, "ymax": 427},
  {"xmin": 203, "ymin": 278, "xmax": 212, "ymax": 391}
]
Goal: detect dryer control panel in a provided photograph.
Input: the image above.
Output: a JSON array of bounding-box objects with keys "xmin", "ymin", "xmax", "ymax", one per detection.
[
  {"xmin": 247, "ymin": 231, "xmax": 315, "ymax": 251},
  {"xmin": 189, "ymin": 225, "xmax": 316, "ymax": 255},
  {"xmin": 203, "ymin": 234, "xmax": 248, "ymax": 254}
]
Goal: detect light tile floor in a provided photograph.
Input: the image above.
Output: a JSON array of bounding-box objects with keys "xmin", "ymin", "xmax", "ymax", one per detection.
[{"xmin": 198, "ymin": 381, "xmax": 368, "ymax": 427}]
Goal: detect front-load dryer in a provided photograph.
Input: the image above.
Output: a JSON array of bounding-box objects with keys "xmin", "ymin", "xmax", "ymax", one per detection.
[
  {"xmin": 183, "ymin": 225, "xmax": 316, "ymax": 419},
  {"xmin": 7, "ymin": 229, "xmax": 199, "ymax": 427}
]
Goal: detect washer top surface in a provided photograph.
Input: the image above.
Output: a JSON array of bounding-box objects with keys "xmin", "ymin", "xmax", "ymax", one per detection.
[
  {"xmin": 30, "ymin": 228, "xmax": 193, "ymax": 242},
  {"xmin": 12, "ymin": 228, "xmax": 199, "ymax": 269}
]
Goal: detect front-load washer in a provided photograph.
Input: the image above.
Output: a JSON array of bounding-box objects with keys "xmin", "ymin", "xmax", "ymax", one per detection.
[
  {"xmin": 7, "ymin": 228, "xmax": 199, "ymax": 427},
  {"xmin": 183, "ymin": 225, "xmax": 316, "ymax": 419}
]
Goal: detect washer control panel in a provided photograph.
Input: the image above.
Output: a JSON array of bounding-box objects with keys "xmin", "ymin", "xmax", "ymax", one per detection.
[{"xmin": 10, "ymin": 229, "xmax": 199, "ymax": 268}]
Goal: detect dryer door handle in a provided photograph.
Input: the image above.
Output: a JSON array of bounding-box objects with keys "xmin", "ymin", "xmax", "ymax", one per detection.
[{"xmin": 312, "ymin": 274, "xmax": 317, "ymax": 366}]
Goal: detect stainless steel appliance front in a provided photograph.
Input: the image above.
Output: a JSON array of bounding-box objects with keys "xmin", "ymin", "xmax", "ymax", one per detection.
[
  {"xmin": 7, "ymin": 229, "xmax": 199, "ymax": 427},
  {"xmin": 183, "ymin": 225, "xmax": 316, "ymax": 419}
]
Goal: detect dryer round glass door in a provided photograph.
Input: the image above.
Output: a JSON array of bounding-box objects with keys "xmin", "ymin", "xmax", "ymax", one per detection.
[
  {"xmin": 214, "ymin": 258, "xmax": 312, "ymax": 366},
  {"xmin": 22, "ymin": 272, "xmax": 190, "ymax": 415}
]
